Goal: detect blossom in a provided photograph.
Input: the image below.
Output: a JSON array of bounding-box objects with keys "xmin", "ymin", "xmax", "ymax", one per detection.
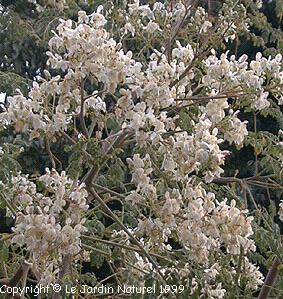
[
  {"xmin": 1, "ymin": 4, "xmax": 280, "ymax": 294},
  {"xmin": 240, "ymin": 258, "xmax": 264, "ymax": 290},
  {"xmin": 124, "ymin": 22, "xmax": 135, "ymax": 36},
  {"xmin": 279, "ymin": 201, "xmax": 283, "ymax": 222},
  {"xmin": 8, "ymin": 170, "xmax": 89, "ymax": 284},
  {"xmin": 144, "ymin": 21, "xmax": 161, "ymax": 34},
  {"xmin": 223, "ymin": 111, "xmax": 248, "ymax": 145}
]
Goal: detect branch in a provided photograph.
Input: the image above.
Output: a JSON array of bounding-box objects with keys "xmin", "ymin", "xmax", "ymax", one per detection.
[
  {"xmin": 0, "ymin": 191, "xmax": 16, "ymax": 217},
  {"xmin": 52, "ymin": 254, "xmax": 71, "ymax": 299},
  {"xmin": 157, "ymin": 0, "xmax": 197, "ymax": 63},
  {"xmin": 60, "ymin": 130, "xmax": 94, "ymax": 163},
  {"xmin": 258, "ymin": 257, "xmax": 280, "ymax": 299},
  {"xmin": 163, "ymin": 91, "xmax": 245, "ymax": 117},
  {"xmin": 79, "ymin": 80, "xmax": 90, "ymax": 139},
  {"xmin": 82, "ymin": 235, "xmax": 173, "ymax": 263},
  {"xmin": 45, "ymin": 136, "xmax": 56, "ymax": 169},
  {"xmin": 83, "ymin": 128, "xmax": 133, "ymax": 188},
  {"xmin": 61, "ymin": 128, "xmax": 133, "ymax": 189},
  {"xmin": 175, "ymin": 92, "xmax": 244, "ymax": 102},
  {"xmin": 20, "ymin": 261, "xmax": 32, "ymax": 299},
  {"xmin": 2, "ymin": 259, "xmax": 32, "ymax": 299},
  {"xmin": 212, "ymin": 177, "xmax": 242, "ymax": 184}
]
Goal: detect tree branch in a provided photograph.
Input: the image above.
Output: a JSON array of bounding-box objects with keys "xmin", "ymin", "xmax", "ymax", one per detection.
[
  {"xmin": 45, "ymin": 136, "xmax": 56, "ymax": 169},
  {"xmin": 79, "ymin": 79, "xmax": 89, "ymax": 139},
  {"xmin": 258, "ymin": 257, "xmax": 280, "ymax": 299},
  {"xmin": 82, "ymin": 234, "xmax": 173, "ymax": 263},
  {"xmin": 9, "ymin": 261, "xmax": 31, "ymax": 287},
  {"xmin": 52, "ymin": 254, "xmax": 71, "ymax": 299},
  {"xmin": 83, "ymin": 128, "xmax": 133, "ymax": 188}
]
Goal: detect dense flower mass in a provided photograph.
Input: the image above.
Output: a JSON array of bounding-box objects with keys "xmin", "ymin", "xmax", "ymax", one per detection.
[
  {"xmin": 6, "ymin": 170, "xmax": 89, "ymax": 285},
  {"xmin": 0, "ymin": 0, "xmax": 283, "ymax": 297}
]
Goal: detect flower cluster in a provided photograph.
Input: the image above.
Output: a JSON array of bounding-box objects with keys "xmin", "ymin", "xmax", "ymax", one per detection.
[
  {"xmin": 1, "ymin": 1, "xmax": 281, "ymax": 296},
  {"xmin": 203, "ymin": 52, "xmax": 283, "ymax": 111},
  {"xmin": 7, "ymin": 169, "xmax": 89, "ymax": 285},
  {"xmin": 241, "ymin": 257, "xmax": 264, "ymax": 290},
  {"xmin": 124, "ymin": 1, "xmax": 170, "ymax": 37},
  {"xmin": 199, "ymin": 263, "xmax": 227, "ymax": 299},
  {"xmin": 179, "ymin": 192, "xmax": 255, "ymax": 261},
  {"xmin": 189, "ymin": 7, "xmax": 213, "ymax": 34},
  {"xmin": 142, "ymin": 186, "xmax": 253, "ymax": 259},
  {"xmin": 126, "ymin": 155, "xmax": 256, "ymax": 270},
  {"xmin": 0, "ymin": 8, "xmax": 137, "ymax": 138}
]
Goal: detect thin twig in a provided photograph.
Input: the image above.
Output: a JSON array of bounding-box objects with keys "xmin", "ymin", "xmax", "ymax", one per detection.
[
  {"xmin": 175, "ymin": 92, "xmax": 244, "ymax": 101},
  {"xmin": 45, "ymin": 137, "xmax": 56, "ymax": 169},
  {"xmin": 81, "ymin": 244, "xmax": 111, "ymax": 257},
  {"xmin": 0, "ymin": 191, "xmax": 16, "ymax": 217},
  {"xmin": 80, "ymin": 80, "xmax": 90, "ymax": 139},
  {"xmin": 82, "ymin": 235, "xmax": 173, "ymax": 263},
  {"xmin": 94, "ymin": 184, "xmax": 126, "ymax": 200}
]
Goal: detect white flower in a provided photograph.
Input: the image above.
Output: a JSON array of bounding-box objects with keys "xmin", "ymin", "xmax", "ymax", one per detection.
[
  {"xmin": 223, "ymin": 112, "xmax": 248, "ymax": 145},
  {"xmin": 279, "ymin": 201, "xmax": 283, "ymax": 222},
  {"xmin": 200, "ymin": 20, "xmax": 212, "ymax": 33},
  {"xmin": 254, "ymin": 91, "xmax": 270, "ymax": 110},
  {"xmin": 124, "ymin": 22, "xmax": 135, "ymax": 36},
  {"xmin": 90, "ymin": 7, "xmax": 107, "ymax": 28},
  {"xmin": 242, "ymin": 257, "xmax": 264, "ymax": 290},
  {"xmin": 145, "ymin": 21, "xmax": 161, "ymax": 34},
  {"xmin": 161, "ymin": 154, "xmax": 176, "ymax": 172}
]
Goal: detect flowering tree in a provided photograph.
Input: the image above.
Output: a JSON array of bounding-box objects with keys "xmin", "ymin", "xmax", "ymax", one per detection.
[{"xmin": 0, "ymin": 0, "xmax": 283, "ymax": 298}]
